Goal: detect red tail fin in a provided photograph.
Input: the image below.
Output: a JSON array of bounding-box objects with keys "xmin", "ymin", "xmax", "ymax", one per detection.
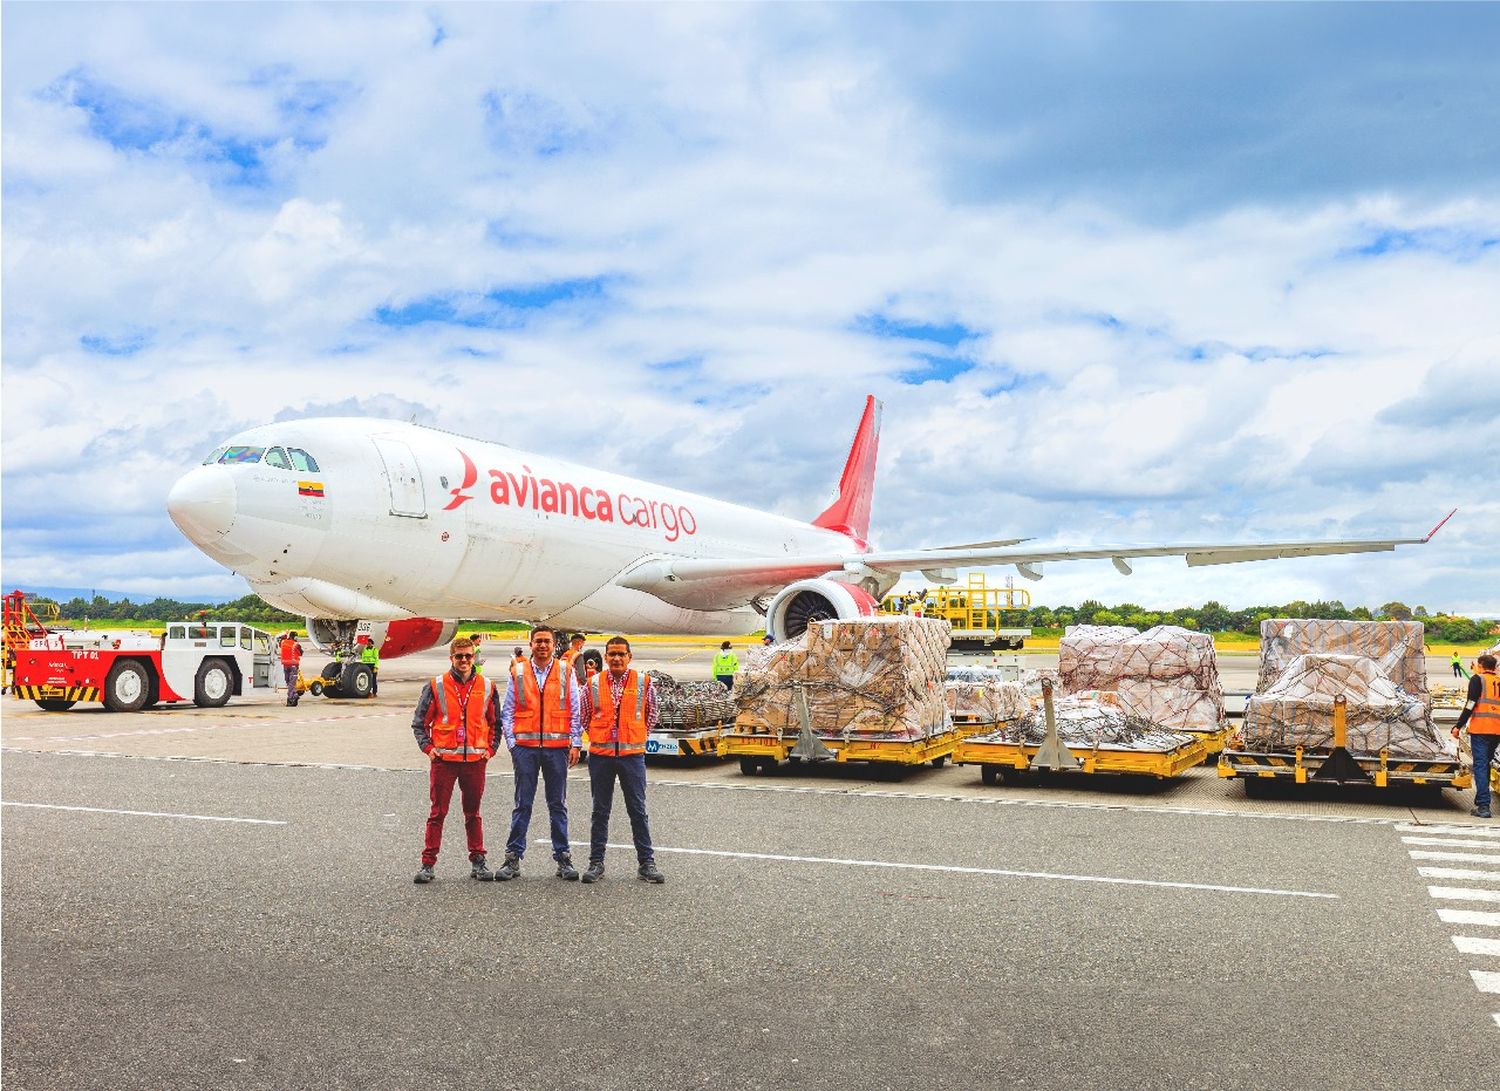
[{"xmin": 812, "ymin": 395, "xmax": 881, "ymax": 550}]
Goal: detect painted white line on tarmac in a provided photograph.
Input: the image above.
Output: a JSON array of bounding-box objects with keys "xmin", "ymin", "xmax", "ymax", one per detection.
[
  {"xmin": 1, "ymin": 801, "xmax": 286, "ymax": 825},
  {"xmin": 1411, "ymin": 849, "xmax": 1500, "ymax": 865},
  {"xmin": 1453, "ymin": 936, "xmax": 1500, "ymax": 957},
  {"xmin": 1397, "ymin": 823, "xmax": 1500, "ymax": 838},
  {"xmin": 560, "ymin": 839, "xmax": 1338, "ymax": 899},
  {"xmin": 1430, "ymin": 886, "xmax": 1500, "ymax": 903},
  {"xmin": 1438, "ymin": 909, "xmax": 1500, "ymax": 927},
  {"xmin": 7, "ymin": 711, "xmax": 392, "ymax": 744},
  {"xmin": 1403, "ymin": 835, "xmax": 1500, "ymax": 849},
  {"xmin": 1471, "ymin": 970, "xmax": 1500, "ymax": 994},
  {"xmin": 1420, "ymin": 866, "xmax": 1500, "ymax": 882}
]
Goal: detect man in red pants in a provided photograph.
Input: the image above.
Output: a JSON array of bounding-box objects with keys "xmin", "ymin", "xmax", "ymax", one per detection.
[{"xmin": 410, "ymin": 637, "xmax": 501, "ymax": 883}]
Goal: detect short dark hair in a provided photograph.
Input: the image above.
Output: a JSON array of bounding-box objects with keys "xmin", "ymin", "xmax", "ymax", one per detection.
[
  {"xmin": 530, "ymin": 625, "xmax": 556, "ymax": 641},
  {"xmin": 1481, "ymin": 654, "xmax": 1498, "ymax": 671},
  {"xmin": 605, "ymin": 636, "xmax": 631, "ymax": 653},
  {"xmin": 720, "ymin": 640, "xmax": 732, "ymax": 650}
]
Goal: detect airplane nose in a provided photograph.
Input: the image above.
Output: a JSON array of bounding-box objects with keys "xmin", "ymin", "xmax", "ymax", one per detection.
[{"xmin": 167, "ymin": 466, "xmax": 237, "ymax": 541}]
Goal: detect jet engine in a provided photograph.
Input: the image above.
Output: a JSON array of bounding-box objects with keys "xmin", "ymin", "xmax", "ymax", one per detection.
[
  {"xmin": 305, "ymin": 617, "xmax": 459, "ymax": 659},
  {"xmin": 764, "ymin": 579, "xmax": 881, "ymax": 641}
]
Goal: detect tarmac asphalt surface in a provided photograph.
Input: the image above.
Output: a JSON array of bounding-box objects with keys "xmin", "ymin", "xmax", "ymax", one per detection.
[{"xmin": 3, "ymin": 643, "xmax": 1495, "ymax": 1090}]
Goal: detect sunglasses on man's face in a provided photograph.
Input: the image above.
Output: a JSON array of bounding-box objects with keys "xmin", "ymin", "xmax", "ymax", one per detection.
[{"xmin": 451, "ymin": 653, "xmax": 474, "ymax": 661}]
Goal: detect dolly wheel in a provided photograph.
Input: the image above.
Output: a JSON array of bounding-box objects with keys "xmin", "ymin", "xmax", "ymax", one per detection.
[{"xmin": 980, "ymin": 764, "xmax": 999, "ymax": 786}]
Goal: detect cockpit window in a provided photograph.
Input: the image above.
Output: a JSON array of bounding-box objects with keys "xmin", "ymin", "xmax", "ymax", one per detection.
[
  {"xmin": 218, "ymin": 446, "xmax": 264, "ymax": 465},
  {"xmin": 264, "ymin": 447, "xmax": 293, "ymax": 470},
  {"xmin": 202, "ymin": 445, "xmax": 229, "ymax": 466},
  {"xmin": 288, "ymin": 448, "xmax": 320, "ymax": 473}
]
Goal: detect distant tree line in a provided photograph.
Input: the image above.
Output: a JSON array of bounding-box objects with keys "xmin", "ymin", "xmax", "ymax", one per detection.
[{"xmin": 30, "ymin": 593, "xmax": 1496, "ymax": 645}]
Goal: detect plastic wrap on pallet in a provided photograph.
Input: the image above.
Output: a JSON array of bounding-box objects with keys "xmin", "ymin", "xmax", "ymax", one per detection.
[
  {"xmin": 1059, "ymin": 624, "xmax": 1224, "ymax": 732},
  {"xmin": 944, "ymin": 671, "xmax": 1029, "ymax": 723},
  {"xmin": 975, "ymin": 691, "xmax": 1197, "ymax": 752},
  {"xmin": 734, "ymin": 616, "xmax": 951, "ymax": 741},
  {"xmin": 646, "ymin": 670, "xmax": 737, "ymax": 728},
  {"xmin": 1258, "ymin": 619, "xmax": 1428, "ymax": 704},
  {"xmin": 1241, "ymin": 653, "xmax": 1453, "ymax": 759}
]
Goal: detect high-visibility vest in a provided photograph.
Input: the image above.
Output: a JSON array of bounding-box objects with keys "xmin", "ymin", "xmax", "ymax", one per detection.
[
  {"xmin": 511, "ymin": 660, "xmax": 573, "ymax": 748},
  {"xmin": 587, "ymin": 670, "xmax": 649, "ymax": 757},
  {"xmin": 278, "ymin": 638, "xmax": 301, "ymax": 667},
  {"xmin": 359, "ymin": 643, "xmax": 379, "ymax": 666},
  {"xmin": 1470, "ymin": 668, "xmax": 1500, "ymax": 736},
  {"xmin": 712, "ymin": 650, "xmax": 739, "ymax": 676},
  {"xmin": 426, "ymin": 673, "xmax": 494, "ymax": 761}
]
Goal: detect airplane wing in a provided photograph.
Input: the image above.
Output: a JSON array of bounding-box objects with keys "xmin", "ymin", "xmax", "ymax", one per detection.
[{"xmin": 616, "ymin": 510, "xmax": 1456, "ymax": 604}]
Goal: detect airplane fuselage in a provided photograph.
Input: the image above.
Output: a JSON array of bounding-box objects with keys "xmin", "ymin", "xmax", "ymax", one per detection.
[{"xmin": 169, "ymin": 418, "xmax": 855, "ymax": 635}]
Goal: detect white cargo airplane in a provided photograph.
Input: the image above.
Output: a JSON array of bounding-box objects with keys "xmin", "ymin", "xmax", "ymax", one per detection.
[{"xmin": 166, "ymin": 396, "xmax": 1453, "ymax": 659}]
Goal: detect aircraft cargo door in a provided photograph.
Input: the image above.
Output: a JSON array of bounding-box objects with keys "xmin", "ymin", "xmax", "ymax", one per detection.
[{"xmin": 371, "ymin": 437, "xmax": 427, "ymax": 518}]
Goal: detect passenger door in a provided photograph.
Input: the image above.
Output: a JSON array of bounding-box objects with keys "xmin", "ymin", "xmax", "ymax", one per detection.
[{"xmin": 371, "ymin": 437, "xmax": 427, "ymax": 518}]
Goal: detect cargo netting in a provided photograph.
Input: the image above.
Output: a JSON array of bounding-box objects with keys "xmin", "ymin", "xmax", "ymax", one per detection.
[
  {"xmin": 646, "ymin": 670, "xmax": 737, "ymax": 728},
  {"xmin": 1242, "ymin": 653, "xmax": 1453, "ymax": 759},
  {"xmin": 734, "ymin": 616, "xmax": 951, "ymax": 741},
  {"xmin": 944, "ymin": 666, "xmax": 1030, "ymax": 723},
  {"xmin": 974, "ymin": 690, "xmax": 1197, "ymax": 752},
  {"xmin": 1258, "ymin": 619, "xmax": 1429, "ymax": 707},
  {"xmin": 1059, "ymin": 624, "xmax": 1225, "ymax": 733}
]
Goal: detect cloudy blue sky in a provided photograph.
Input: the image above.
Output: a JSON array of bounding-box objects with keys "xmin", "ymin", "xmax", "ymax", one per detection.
[{"xmin": 3, "ymin": 3, "xmax": 1498, "ymax": 615}]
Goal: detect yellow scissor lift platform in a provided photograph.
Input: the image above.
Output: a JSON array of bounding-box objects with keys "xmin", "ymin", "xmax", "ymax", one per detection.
[
  {"xmin": 719, "ymin": 684, "xmax": 984, "ymax": 776},
  {"xmin": 954, "ymin": 682, "xmax": 1212, "ymax": 785},
  {"xmin": 1218, "ymin": 695, "xmax": 1473, "ymax": 794}
]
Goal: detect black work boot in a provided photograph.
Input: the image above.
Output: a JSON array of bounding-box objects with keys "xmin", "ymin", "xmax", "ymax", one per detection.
[
  {"xmin": 413, "ymin": 864, "xmax": 435, "ymax": 884},
  {"xmin": 470, "ymin": 854, "xmax": 494, "ymax": 881},
  {"xmin": 555, "ymin": 854, "xmax": 580, "ymax": 880},
  {"xmin": 1473, "ymin": 806, "xmax": 1492, "ymax": 819},
  {"xmin": 638, "ymin": 860, "xmax": 666, "ymax": 884},
  {"xmin": 494, "ymin": 854, "xmax": 522, "ymax": 881},
  {"xmin": 581, "ymin": 861, "xmax": 605, "ymax": 884}
]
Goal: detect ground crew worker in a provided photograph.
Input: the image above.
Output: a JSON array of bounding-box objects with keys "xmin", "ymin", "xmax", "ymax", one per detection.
[
  {"xmin": 468, "ymin": 634, "xmax": 486, "ymax": 675},
  {"xmin": 1453, "ymin": 653, "xmax": 1500, "ymax": 819},
  {"xmin": 277, "ymin": 631, "xmax": 303, "ymax": 706},
  {"xmin": 497, "ymin": 625, "xmax": 582, "ymax": 881},
  {"xmin": 578, "ymin": 636, "xmax": 665, "ymax": 885},
  {"xmin": 1453, "ymin": 651, "xmax": 1467, "ymax": 679},
  {"xmin": 562, "ymin": 633, "xmax": 589, "ymax": 683},
  {"xmin": 411, "ymin": 637, "xmax": 500, "ymax": 883},
  {"xmin": 712, "ymin": 640, "xmax": 739, "ymax": 690},
  {"xmin": 357, "ymin": 635, "xmax": 379, "ymax": 696}
]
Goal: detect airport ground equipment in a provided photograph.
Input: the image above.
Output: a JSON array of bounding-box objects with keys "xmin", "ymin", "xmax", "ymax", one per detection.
[
  {"xmin": 646, "ymin": 717, "xmax": 730, "ymax": 758},
  {"xmin": 881, "ymin": 573, "xmax": 1031, "ymax": 650},
  {"xmin": 3, "ymin": 590, "xmax": 60, "ymax": 692},
  {"xmin": 1218, "ymin": 696, "xmax": 1473, "ymax": 793},
  {"xmin": 955, "ymin": 680, "xmax": 1209, "ymax": 785},
  {"xmin": 307, "ymin": 659, "xmax": 376, "ymax": 699},
  {"xmin": 11, "ymin": 612, "xmax": 274, "ymax": 712},
  {"xmin": 719, "ymin": 684, "xmax": 983, "ymax": 775}
]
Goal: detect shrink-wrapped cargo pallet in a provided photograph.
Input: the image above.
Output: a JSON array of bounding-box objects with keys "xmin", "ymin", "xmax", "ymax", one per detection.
[
  {"xmin": 945, "ymin": 667, "xmax": 1030, "ymax": 723},
  {"xmin": 977, "ymin": 691, "xmax": 1196, "ymax": 753},
  {"xmin": 647, "ymin": 670, "xmax": 737, "ymax": 728},
  {"xmin": 1242, "ymin": 653, "xmax": 1453, "ymax": 759},
  {"xmin": 1059, "ymin": 624, "xmax": 1225, "ymax": 733},
  {"xmin": 1258, "ymin": 619, "xmax": 1428, "ymax": 704},
  {"xmin": 734, "ymin": 616, "xmax": 950, "ymax": 741}
]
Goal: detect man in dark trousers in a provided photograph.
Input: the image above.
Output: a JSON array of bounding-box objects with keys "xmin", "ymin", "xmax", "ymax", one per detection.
[
  {"xmin": 277, "ymin": 631, "xmax": 303, "ymax": 706},
  {"xmin": 497, "ymin": 625, "xmax": 582, "ymax": 881},
  {"xmin": 410, "ymin": 637, "xmax": 501, "ymax": 883},
  {"xmin": 1453, "ymin": 653, "xmax": 1500, "ymax": 818},
  {"xmin": 578, "ymin": 636, "xmax": 665, "ymax": 885}
]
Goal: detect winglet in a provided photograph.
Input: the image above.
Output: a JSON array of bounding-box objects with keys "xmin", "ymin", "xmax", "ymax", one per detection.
[
  {"xmin": 1422, "ymin": 508, "xmax": 1457, "ymax": 543},
  {"xmin": 812, "ymin": 395, "xmax": 882, "ymax": 551}
]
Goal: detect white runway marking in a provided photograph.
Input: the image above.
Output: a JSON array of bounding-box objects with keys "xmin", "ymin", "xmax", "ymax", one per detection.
[
  {"xmin": 7, "ymin": 711, "xmax": 391, "ymax": 744},
  {"xmin": 1438, "ymin": 909, "xmax": 1500, "ymax": 927},
  {"xmin": 559, "ymin": 840, "xmax": 1337, "ymax": 899},
  {"xmin": 1470, "ymin": 970, "xmax": 1500, "ymax": 994},
  {"xmin": 1429, "ymin": 886, "xmax": 1500, "ymax": 903},
  {"xmin": 1402, "ymin": 835, "xmax": 1500, "ymax": 849},
  {"xmin": 1, "ymin": 801, "xmax": 286, "ymax": 825},
  {"xmin": 1419, "ymin": 866, "xmax": 1500, "ymax": 882},
  {"xmin": 1396, "ymin": 823, "xmax": 1500, "ymax": 838},
  {"xmin": 1410, "ymin": 849, "xmax": 1500, "ymax": 865},
  {"xmin": 1452, "ymin": 936, "xmax": 1500, "ymax": 957}
]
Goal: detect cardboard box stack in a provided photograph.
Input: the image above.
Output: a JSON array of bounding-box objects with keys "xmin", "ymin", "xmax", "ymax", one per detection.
[
  {"xmin": 945, "ymin": 666, "xmax": 1030, "ymax": 724},
  {"xmin": 1243, "ymin": 653, "xmax": 1451, "ymax": 759},
  {"xmin": 1059, "ymin": 624, "xmax": 1225, "ymax": 733},
  {"xmin": 1258, "ymin": 619, "xmax": 1429, "ymax": 707},
  {"xmin": 734, "ymin": 616, "xmax": 951, "ymax": 741}
]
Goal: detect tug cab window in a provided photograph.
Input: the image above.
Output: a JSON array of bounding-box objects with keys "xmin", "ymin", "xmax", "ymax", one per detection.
[
  {"xmin": 264, "ymin": 447, "xmax": 293, "ymax": 470},
  {"xmin": 217, "ymin": 446, "xmax": 264, "ymax": 465},
  {"xmin": 288, "ymin": 448, "xmax": 320, "ymax": 473}
]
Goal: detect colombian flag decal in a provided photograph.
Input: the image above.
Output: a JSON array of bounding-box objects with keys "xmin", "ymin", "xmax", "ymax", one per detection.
[{"xmin": 298, "ymin": 481, "xmax": 325, "ymax": 498}]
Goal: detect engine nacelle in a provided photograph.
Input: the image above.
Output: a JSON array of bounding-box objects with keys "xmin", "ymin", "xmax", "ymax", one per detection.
[
  {"xmin": 305, "ymin": 617, "xmax": 459, "ymax": 659},
  {"xmin": 765, "ymin": 579, "xmax": 881, "ymax": 641}
]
